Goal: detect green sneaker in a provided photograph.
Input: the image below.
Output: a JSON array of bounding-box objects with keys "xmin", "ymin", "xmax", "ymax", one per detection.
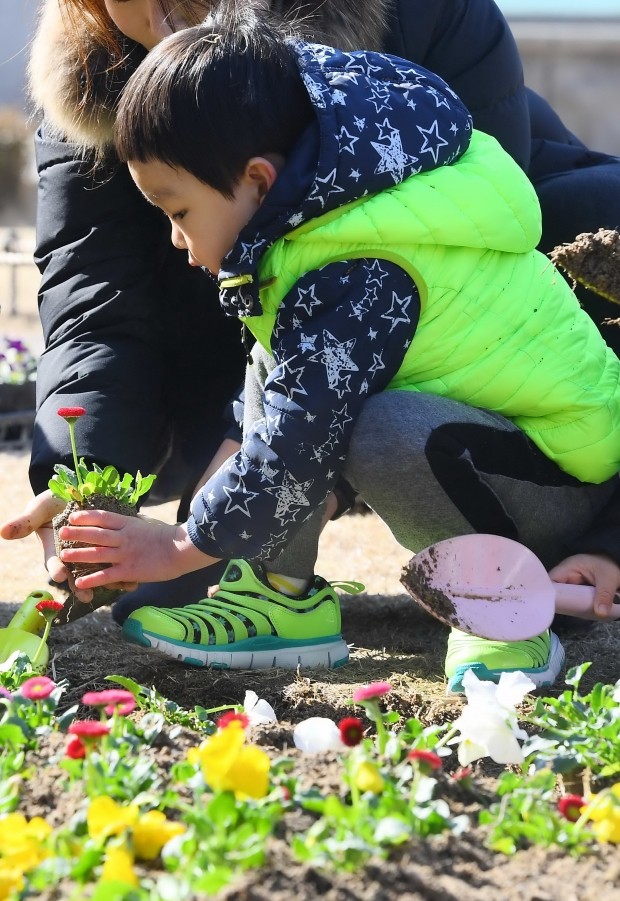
[
  {"xmin": 444, "ymin": 628, "xmax": 565, "ymax": 695},
  {"xmin": 122, "ymin": 559, "xmax": 358, "ymax": 670}
]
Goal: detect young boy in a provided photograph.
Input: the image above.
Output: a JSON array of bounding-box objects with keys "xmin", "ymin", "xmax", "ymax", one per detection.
[{"xmin": 57, "ymin": 9, "xmax": 620, "ymax": 692}]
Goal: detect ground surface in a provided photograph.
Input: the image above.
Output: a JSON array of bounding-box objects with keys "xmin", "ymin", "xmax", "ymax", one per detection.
[
  {"xmin": 2, "ymin": 234, "xmax": 620, "ymax": 897},
  {"xmin": 1, "ymin": 446, "xmax": 620, "ymax": 899}
]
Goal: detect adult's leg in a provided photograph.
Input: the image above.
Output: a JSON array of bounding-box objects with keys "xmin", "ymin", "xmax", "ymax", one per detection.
[{"xmin": 343, "ymin": 390, "xmax": 616, "ymax": 569}]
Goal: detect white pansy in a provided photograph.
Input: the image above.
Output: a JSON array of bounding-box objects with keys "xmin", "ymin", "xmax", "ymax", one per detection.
[
  {"xmin": 243, "ymin": 690, "xmax": 277, "ymax": 726},
  {"xmin": 293, "ymin": 717, "xmax": 342, "ymax": 753},
  {"xmin": 451, "ymin": 669, "xmax": 535, "ymax": 766}
]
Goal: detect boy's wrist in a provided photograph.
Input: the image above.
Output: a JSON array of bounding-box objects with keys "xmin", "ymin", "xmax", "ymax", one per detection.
[{"xmin": 172, "ymin": 522, "xmax": 220, "ymax": 575}]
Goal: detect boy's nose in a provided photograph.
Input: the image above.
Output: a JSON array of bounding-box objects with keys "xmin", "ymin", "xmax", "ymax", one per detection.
[{"xmin": 170, "ymin": 223, "xmax": 186, "ymax": 250}]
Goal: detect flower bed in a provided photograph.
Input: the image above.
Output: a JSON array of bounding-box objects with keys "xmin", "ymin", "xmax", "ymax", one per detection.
[{"xmin": 1, "ymin": 624, "xmax": 619, "ymax": 900}]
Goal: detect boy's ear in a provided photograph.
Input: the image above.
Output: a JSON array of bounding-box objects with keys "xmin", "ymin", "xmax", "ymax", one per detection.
[{"xmin": 244, "ymin": 155, "xmax": 281, "ymax": 203}]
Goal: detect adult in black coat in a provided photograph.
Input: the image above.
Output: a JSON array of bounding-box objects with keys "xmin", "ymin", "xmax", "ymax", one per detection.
[{"xmin": 10, "ymin": 0, "xmax": 620, "ymax": 616}]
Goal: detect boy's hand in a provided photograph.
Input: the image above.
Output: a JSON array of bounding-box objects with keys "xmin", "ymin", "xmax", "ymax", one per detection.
[
  {"xmin": 56, "ymin": 509, "xmax": 217, "ymax": 589},
  {"xmin": 549, "ymin": 553, "xmax": 620, "ymax": 618}
]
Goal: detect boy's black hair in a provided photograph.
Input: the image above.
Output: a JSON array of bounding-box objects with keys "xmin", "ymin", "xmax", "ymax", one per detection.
[{"xmin": 114, "ymin": 6, "xmax": 315, "ymax": 197}]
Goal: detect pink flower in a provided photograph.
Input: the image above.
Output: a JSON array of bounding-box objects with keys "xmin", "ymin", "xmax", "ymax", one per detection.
[
  {"xmin": 450, "ymin": 766, "xmax": 473, "ymax": 784},
  {"xmin": 66, "ymin": 736, "xmax": 87, "ymax": 759},
  {"xmin": 558, "ymin": 794, "xmax": 586, "ymax": 823},
  {"xmin": 20, "ymin": 676, "xmax": 55, "ymax": 700},
  {"xmin": 57, "ymin": 406, "xmax": 86, "ymax": 420},
  {"xmin": 217, "ymin": 711, "xmax": 250, "ymax": 730},
  {"xmin": 68, "ymin": 720, "xmax": 110, "ymax": 740},
  {"xmin": 82, "ymin": 689, "xmax": 136, "ymax": 717},
  {"xmin": 408, "ymin": 749, "xmax": 443, "ymax": 773},
  {"xmin": 338, "ymin": 716, "xmax": 364, "ymax": 747},
  {"xmin": 352, "ymin": 682, "xmax": 392, "ymax": 704}
]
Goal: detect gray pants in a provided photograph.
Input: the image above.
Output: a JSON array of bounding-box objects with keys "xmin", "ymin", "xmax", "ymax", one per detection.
[{"xmin": 245, "ymin": 345, "xmax": 617, "ymax": 580}]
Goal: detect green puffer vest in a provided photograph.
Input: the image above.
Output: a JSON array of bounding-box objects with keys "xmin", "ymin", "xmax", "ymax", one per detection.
[{"xmin": 246, "ymin": 130, "xmax": 620, "ymax": 483}]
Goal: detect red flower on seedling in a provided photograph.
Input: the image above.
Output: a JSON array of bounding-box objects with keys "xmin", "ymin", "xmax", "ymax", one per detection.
[
  {"xmin": 68, "ymin": 720, "xmax": 110, "ymax": 740},
  {"xmin": 82, "ymin": 689, "xmax": 136, "ymax": 716},
  {"xmin": 35, "ymin": 599, "xmax": 65, "ymax": 623},
  {"xmin": 217, "ymin": 711, "xmax": 250, "ymax": 730},
  {"xmin": 20, "ymin": 676, "xmax": 55, "ymax": 701},
  {"xmin": 57, "ymin": 407, "xmax": 86, "ymax": 421},
  {"xmin": 408, "ymin": 749, "xmax": 442, "ymax": 774},
  {"xmin": 66, "ymin": 736, "xmax": 87, "ymax": 759},
  {"xmin": 352, "ymin": 682, "xmax": 392, "ymax": 703},
  {"xmin": 338, "ymin": 716, "xmax": 364, "ymax": 747},
  {"xmin": 558, "ymin": 794, "xmax": 586, "ymax": 823}
]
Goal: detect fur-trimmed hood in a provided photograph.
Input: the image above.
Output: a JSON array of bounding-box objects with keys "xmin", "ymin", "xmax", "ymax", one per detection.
[{"xmin": 28, "ymin": 0, "xmax": 391, "ymax": 151}]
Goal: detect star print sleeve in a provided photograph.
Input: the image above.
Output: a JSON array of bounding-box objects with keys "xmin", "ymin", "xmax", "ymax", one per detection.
[{"xmin": 186, "ymin": 258, "xmax": 421, "ymax": 561}]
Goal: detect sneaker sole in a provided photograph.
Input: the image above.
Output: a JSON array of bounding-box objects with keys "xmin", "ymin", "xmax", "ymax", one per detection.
[
  {"xmin": 122, "ymin": 619, "xmax": 350, "ymax": 670},
  {"xmin": 445, "ymin": 633, "xmax": 566, "ymax": 695}
]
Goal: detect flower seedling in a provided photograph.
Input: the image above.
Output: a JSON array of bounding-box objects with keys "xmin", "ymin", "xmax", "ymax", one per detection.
[{"xmin": 49, "ymin": 407, "xmax": 156, "ymax": 615}]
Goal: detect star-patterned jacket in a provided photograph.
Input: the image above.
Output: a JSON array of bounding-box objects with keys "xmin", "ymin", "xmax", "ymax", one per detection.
[
  {"xmin": 187, "ymin": 41, "xmax": 473, "ymax": 560},
  {"xmin": 186, "ymin": 41, "xmax": 620, "ymax": 563}
]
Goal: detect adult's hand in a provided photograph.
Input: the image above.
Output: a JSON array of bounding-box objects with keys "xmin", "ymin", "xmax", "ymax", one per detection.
[
  {"xmin": 0, "ymin": 489, "xmax": 67, "ymax": 583},
  {"xmin": 549, "ymin": 553, "xmax": 620, "ymax": 619}
]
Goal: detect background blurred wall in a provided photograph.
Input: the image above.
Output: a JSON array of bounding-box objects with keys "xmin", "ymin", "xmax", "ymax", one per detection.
[{"xmin": 0, "ymin": 1, "xmax": 37, "ymax": 110}]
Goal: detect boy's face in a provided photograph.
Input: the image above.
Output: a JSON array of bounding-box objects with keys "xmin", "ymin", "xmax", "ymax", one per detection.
[{"xmin": 129, "ymin": 159, "xmax": 268, "ymax": 275}]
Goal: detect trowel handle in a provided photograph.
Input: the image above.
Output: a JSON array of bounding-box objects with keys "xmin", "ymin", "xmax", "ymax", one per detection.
[{"xmin": 553, "ymin": 582, "xmax": 620, "ymax": 620}]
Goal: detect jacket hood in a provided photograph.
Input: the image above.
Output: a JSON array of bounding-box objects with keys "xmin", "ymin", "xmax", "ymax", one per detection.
[
  {"xmin": 28, "ymin": 0, "xmax": 391, "ymax": 150},
  {"xmin": 219, "ymin": 40, "xmax": 473, "ymax": 313}
]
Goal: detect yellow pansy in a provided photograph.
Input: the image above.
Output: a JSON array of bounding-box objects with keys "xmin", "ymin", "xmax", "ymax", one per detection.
[
  {"xmin": 0, "ymin": 814, "xmax": 52, "ymax": 856},
  {"xmin": 354, "ymin": 761, "xmax": 385, "ymax": 794},
  {"xmin": 189, "ymin": 721, "xmax": 271, "ymax": 799},
  {"xmin": 87, "ymin": 797, "xmax": 139, "ymax": 840},
  {"xmin": 583, "ymin": 783, "xmax": 620, "ymax": 844},
  {"xmin": 0, "ymin": 862, "xmax": 24, "ymax": 901},
  {"xmin": 99, "ymin": 846, "xmax": 139, "ymax": 887},
  {"xmin": 132, "ymin": 811, "xmax": 186, "ymax": 860}
]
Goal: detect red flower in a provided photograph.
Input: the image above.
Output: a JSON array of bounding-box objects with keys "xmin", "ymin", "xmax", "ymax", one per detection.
[
  {"xmin": 558, "ymin": 794, "xmax": 586, "ymax": 823},
  {"xmin": 20, "ymin": 676, "xmax": 56, "ymax": 701},
  {"xmin": 35, "ymin": 599, "xmax": 64, "ymax": 613},
  {"xmin": 66, "ymin": 736, "xmax": 86, "ymax": 759},
  {"xmin": 217, "ymin": 711, "xmax": 250, "ymax": 730},
  {"xmin": 35, "ymin": 599, "xmax": 65, "ymax": 624},
  {"xmin": 68, "ymin": 720, "xmax": 110, "ymax": 739},
  {"xmin": 408, "ymin": 749, "xmax": 442, "ymax": 773},
  {"xmin": 57, "ymin": 407, "xmax": 86, "ymax": 420},
  {"xmin": 338, "ymin": 716, "xmax": 364, "ymax": 747},
  {"xmin": 352, "ymin": 682, "xmax": 392, "ymax": 703}
]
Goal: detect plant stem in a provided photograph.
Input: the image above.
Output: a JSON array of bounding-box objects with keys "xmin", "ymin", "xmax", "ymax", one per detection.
[
  {"xmin": 67, "ymin": 420, "xmax": 84, "ymax": 489},
  {"xmin": 30, "ymin": 621, "xmax": 51, "ymax": 669}
]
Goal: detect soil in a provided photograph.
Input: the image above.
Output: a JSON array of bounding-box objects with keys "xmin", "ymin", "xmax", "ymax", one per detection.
[
  {"xmin": 549, "ymin": 227, "xmax": 620, "ymax": 308},
  {"xmin": 2, "ymin": 234, "xmax": 620, "ymax": 898}
]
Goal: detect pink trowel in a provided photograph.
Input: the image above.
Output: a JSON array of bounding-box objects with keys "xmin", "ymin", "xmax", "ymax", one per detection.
[{"xmin": 400, "ymin": 533, "xmax": 620, "ymax": 641}]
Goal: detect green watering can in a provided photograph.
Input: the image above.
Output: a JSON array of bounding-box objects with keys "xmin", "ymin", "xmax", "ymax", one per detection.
[{"xmin": 0, "ymin": 590, "xmax": 55, "ymax": 669}]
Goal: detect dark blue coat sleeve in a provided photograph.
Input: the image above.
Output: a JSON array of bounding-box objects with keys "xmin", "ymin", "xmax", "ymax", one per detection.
[{"xmin": 187, "ymin": 258, "xmax": 421, "ymax": 561}]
